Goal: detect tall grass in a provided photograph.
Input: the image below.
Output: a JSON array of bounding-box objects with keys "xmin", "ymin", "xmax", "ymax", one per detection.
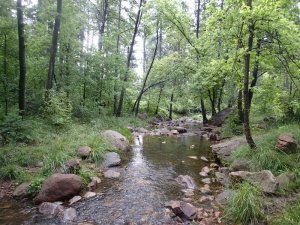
[{"xmin": 272, "ymin": 201, "xmax": 300, "ymax": 225}]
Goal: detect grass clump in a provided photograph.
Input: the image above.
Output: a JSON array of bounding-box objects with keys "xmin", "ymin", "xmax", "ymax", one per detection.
[
  {"xmin": 224, "ymin": 182, "xmax": 264, "ymax": 225},
  {"xmin": 272, "ymin": 201, "xmax": 300, "ymax": 225},
  {"xmin": 0, "ymin": 164, "xmax": 31, "ymax": 182}
]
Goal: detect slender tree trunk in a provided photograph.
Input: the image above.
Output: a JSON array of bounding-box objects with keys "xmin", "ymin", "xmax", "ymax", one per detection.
[
  {"xmin": 133, "ymin": 21, "xmax": 159, "ymax": 116},
  {"xmin": 218, "ymin": 79, "xmax": 226, "ymax": 112},
  {"xmin": 243, "ymin": 0, "xmax": 256, "ymax": 149},
  {"xmin": 17, "ymin": 0, "xmax": 26, "ymax": 116},
  {"xmin": 208, "ymin": 89, "xmax": 217, "ymax": 116},
  {"xmin": 3, "ymin": 34, "xmax": 8, "ymax": 115},
  {"xmin": 116, "ymin": 0, "xmax": 143, "ymax": 117},
  {"xmin": 237, "ymin": 89, "xmax": 244, "ymax": 123},
  {"xmin": 46, "ymin": 0, "xmax": 62, "ymax": 90},
  {"xmin": 155, "ymin": 84, "xmax": 164, "ymax": 115},
  {"xmin": 200, "ymin": 98, "xmax": 208, "ymax": 123},
  {"xmin": 98, "ymin": 0, "xmax": 108, "ymax": 51},
  {"xmin": 169, "ymin": 91, "xmax": 174, "ymax": 120}
]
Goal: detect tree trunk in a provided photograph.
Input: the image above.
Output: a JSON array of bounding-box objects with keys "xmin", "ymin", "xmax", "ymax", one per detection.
[
  {"xmin": 97, "ymin": 0, "xmax": 108, "ymax": 51},
  {"xmin": 243, "ymin": 0, "xmax": 256, "ymax": 149},
  {"xmin": 208, "ymin": 89, "xmax": 217, "ymax": 116},
  {"xmin": 155, "ymin": 84, "xmax": 164, "ymax": 115},
  {"xmin": 218, "ymin": 79, "xmax": 226, "ymax": 112},
  {"xmin": 17, "ymin": 0, "xmax": 26, "ymax": 116},
  {"xmin": 46, "ymin": 0, "xmax": 62, "ymax": 90},
  {"xmin": 237, "ymin": 89, "xmax": 244, "ymax": 123},
  {"xmin": 169, "ymin": 91, "xmax": 174, "ymax": 120},
  {"xmin": 200, "ymin": 98, "xmax": 208, "ymax": 123},
  {"xmin": 116, "ymin": 0, "xmax": 143, "ymax": 117}
]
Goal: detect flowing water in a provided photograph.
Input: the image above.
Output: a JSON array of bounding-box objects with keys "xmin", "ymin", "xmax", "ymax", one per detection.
[{"xmin": 0, "ymin": 134, "xmax": 221, "ymax": 225}]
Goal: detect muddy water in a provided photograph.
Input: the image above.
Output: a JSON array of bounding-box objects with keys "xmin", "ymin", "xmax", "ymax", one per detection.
[{"xmin": 0, "ymin": 134, "xmax": 220, "ymax": 225}]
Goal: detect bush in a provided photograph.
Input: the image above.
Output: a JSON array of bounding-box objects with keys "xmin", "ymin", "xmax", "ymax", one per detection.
[
  {"xmin": 221, "ymin": 108, "xmax": 243, "ymax": 138},
  {"xmin": 28, "ymin": 176, "xmax": 46, "ymax": 196},
  {"xmin": 43, "ymin": 90, "xmax": 73, "ymax": 127},
  {"xmin": 224, "ymin": 182, "xmax": 264, "ymax": 225}
]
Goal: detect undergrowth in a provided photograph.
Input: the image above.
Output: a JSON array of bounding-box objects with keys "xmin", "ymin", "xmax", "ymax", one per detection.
[{"xmin": 272, "ymin": 201, "xmax": 300, "ymax": 225}]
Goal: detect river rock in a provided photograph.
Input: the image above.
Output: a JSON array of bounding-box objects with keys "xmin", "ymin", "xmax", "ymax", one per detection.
[
  {"xmin": 61, "ymin": 159, "xmax": 81, "ymax": 174},
  {"xmin": 38, "ymin": 202, "xmax": 64, "ymax": 217},
  {"xmin": 200, "ymin": 156, "xmax": 209, "ymax": 162},
  {"xmin": 77, "ymin": 146, "xmax": 92, "ymax": 158},
  {"xmin": 171, "ymin": 130, "xmax": 179, "ymax": 135},
  {"xmin": 176, "ymin": 175, "xmax": 196, "ymax": 189},
  {"xmin": 229, "ymin": 170, "xmax": 278, "ymax": 194},
  {"xmin": 200, "ymin": 184, "xmax": 212, "ymax": 195},
  {"xmin": 104, "ymin": 170, "xmax": 121, "ymax": 178},
  {"xmin": 276, "ymin": 172, "xmax": 294, "ymax": 190},
  {"xmin": 69, "ymin": 196, "xmax": 82, "ymax": 205},
  {"xmin": 83, "ymin": 191, "xmax": 97, "ymax": 198},
  {"xmin": 63, "ymin": 207, "xmax": 77, "ymax": 221},
  {"xmin": 13, "ymin": 182, "xmax": 31, "ymax": 198},
  {"xmin": 34, "ymin": 174, "xmax": 83, "ymax": 204},
  {"xmin": 210, "ymin": 107, "xmax": 232, "ymax": 126},
  {"xmin": 174, "ymin": 127, "xmax": 187, "ymax": 134},
  {"xmin": 181, "ymin": 189, "xmax": 194, "ymax": 197},
  {"xmin": 165, "ymin": 201, "xmax": 197, "ymax": 220},
  {"xmin": 102, "ymin": 152, "xmax": 121, "ymax": 168},
  {"xmin": 215, "ymin": 172, "xmax": 230, "ymax": 187},
  {"xmin": 230, "ymin": 159, "xmax": 250, "ymax": 171},
  {"xmin": 88, "ymin": 176, "xmax": 101, "ymax": 190},
  {"xmin": 276, "ymin": 133, "xmax": 298, "ymax": 153},
  {"xmin": 102, "ymin": 130, "xmax": 130, "ymax": 152},
  {"xmin": 201, "ymin": 178, "xmax": 211, "ymax": 184},
  {"xmin": 215, "ymin": 190, "xmax": 234, "ymax": 205}
]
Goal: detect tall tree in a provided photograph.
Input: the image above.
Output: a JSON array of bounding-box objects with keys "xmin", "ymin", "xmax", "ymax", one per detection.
[
  {"xmin": 46, "ymin": 0, "xmax": 62, "ymax": 90},
  {"xmin": 17, "ymin": 0, "xmax": 26, "ymax": 116}
]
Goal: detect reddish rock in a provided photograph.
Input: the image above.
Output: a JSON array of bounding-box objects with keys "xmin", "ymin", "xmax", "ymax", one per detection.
[
  {"xmin": 62, "ymin": 159, "xmax": 81, "ymax": 174},
  {"xmin": 165, "ymin": 201, "xmax": 197, "ymax": 220},
  {"xmin": 34, "ymin": 174, "xmax": 83, "ymax": 204},
  {"xmin": 276, "ymin": 133, "xmax": 298, "ymax": 153}
]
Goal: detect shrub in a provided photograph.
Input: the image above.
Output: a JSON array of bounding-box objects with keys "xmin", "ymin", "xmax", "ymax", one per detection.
[
  {"xmin": 28, "ymin": 176, "xmax": 46, "ymax": 196},
  {"xmin": 221, "ymin": 108, "xmax": 243, "ymax": 138},
  {"xmin": 224, "ymin": 182, "xmax": 264, "ymax": 225}
]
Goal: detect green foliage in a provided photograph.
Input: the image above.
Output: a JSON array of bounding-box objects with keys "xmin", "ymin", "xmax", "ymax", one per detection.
[
  {"xmin": 221, "ymin": 109, "xmax": 243, "ymax": 138},
  {"xmin": 41, "ymin": 151, "xmax": 69, "ymax": 176},
  {"xmin": 43, "ymin": 91, "xmax": 73, "ymax": 127},
  {"xmin": 27, "ymin": 176, "xmax": 46, "ymax": 196},
  {"xmin": 224, "ymin": 182, "xmax": 264, "ymax": 225},
  {"xmin": 272, "ymin": 201, "xmax": 300, "ymax": 225},
  {"xmin": 0, "ymin": 164, "xmax": 30, "ymax": 182},
  {"xmin": 78, "ymin": 168, "xmax": 95, "ymax": 187}
]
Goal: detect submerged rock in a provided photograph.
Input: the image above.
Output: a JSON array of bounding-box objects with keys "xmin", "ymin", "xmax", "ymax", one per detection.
[
  {"xmin": 102, "ymin": 130, "xmax": 130, "ymax": 152},
  {"xmin": 229, "ymin": 170, "xmax": 278, "ymax": 194},
  {"xmin": 104, "ymin": 170, "xmax": 121, "ymax": 178},
  {"xmin": 176, "ymin": 175, "xmax": 196, "ymax": 189},
  {"xmin": 34, "ymin": 174, "xmax": 83, "ymax": 204},
  {"xmin": 88, "ymin": 176, "xmax": 101, "ymax": 191}
]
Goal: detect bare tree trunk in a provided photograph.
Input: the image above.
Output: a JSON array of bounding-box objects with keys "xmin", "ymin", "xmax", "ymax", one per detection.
[
  {"xmin": 169, "ymin": 90, "xmax": 174, "ymax": 120},
  {"xmin": 97, "ymin": 0, "xmax": 108, "ymax": 51},
  {"xmin": 237, "ymin": 89, "xmax": 244, "ymax": 123},
  {"xmin": 116, "ymin": 0, "xmax": 143, "ymax": 117},
  {"xmin": 155, "ymin": 84, "xmax": 164, "ymax": 115},
  {"xmin": 17, "ymin": 0, "xmax": 26, "ymax": 116},
  {"xmin": 208, "ymin": 89, "xmax": 217, "ymax": 116},
  {"xmin": 218, "ymin": 79, "xmax": 226, "ymax": 112},
  {"xmin": 46, "ymin": 0, "xmax": 62, "ymax": 90},
  {"xmin": 2, "ymin": 34, "xmax": 8, "ymax": 115},
  {"xmin": 243, "ymin": 0, "xmax": 256, "ymax": 149}
]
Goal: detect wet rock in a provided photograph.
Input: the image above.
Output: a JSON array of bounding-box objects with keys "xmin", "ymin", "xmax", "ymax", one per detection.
[
  {"xmin": 199, "ymin": 172, "xmax": 208, "ymax": 177},
  {"xmin": 215, "ymin": 172, "xmax": 230, "ymax": 187},
  {"xmin": 69, "ymin": 196, "xmax": 82, "ymax": 205},
  {"xmin": 200, "ymin": 156, "xmax": 209, "ymax": 162},
  {"xmin": 199, "ymin": 195, "xmax": 214, "ymax": 203},
  {"xmin": 176, "ymin": 175, "xmax": 196, "ymax": 189},
  {"xmin": 61, "ymin": 159, "xmax": 81, "ymax": 174},
  {"xmin": 201, "ymin": 178, "xmax": 211, "ymax": 184},
  {"xmin": 276, "ymin": 133, "xmax": 298, "ymax": 153},
  {"xmin": 165, "ymin": 201, "xmax": 197, "ymax": 220},
  {"xmin": 215, "ymin": 190, "xmax": 234, "ymax": 205},
  {"xmin": 38, "ymin": 202, "xmax": 64, "ymax": 217},
  {"xmin": 102, "ymin": 152, "xmax": 121, "ymax": 168},
  {"xmin": 181, "ymin": 189, "xmax": 194, "ymax": 197},
  {"xmin": 88, "ymin": 176, "xmax": 101, "ymax": 191},
  {"xmin": 211, "ymin": 137, "xmax": 247, "ymax": 163},
  {"xmin": 77, "ymin": 146, "xmax": 91, "ymax": 158},
  {"xmin": 83, "ymin": 191, "xmax": 97, "ymax": 198},
  {"xmin": 34, "ymin": 174, "xmax": 83, "ymax": 204},
  {"xmin": 230, "ymin": 159, "xmax": 250, "ymax": 171},
  {"xmin": 174, "ymin": 127, "xmax": 187, "ymax": 134},
  {"xmin": 201, "ymin": 166, "xmax": 211, "ymax": 174},
  {"xmin": 13, "ymin": 182, "xmax": 31, "ymax": 198},
  {"xmin": 102, "ymin": 130, "xmax": 130, "ymax": 152},
  {"xmin": 187, "ymin": 156, "xmax": 198, "ymax": 160},
  {"xmin": 104, "ymin": 170, "xmax": 121, "ymax": 178},
  {"xmin": 210, "ymin": 163, "xmax": 219, "ymax": 169},
  {"xmin": 209, "ymin": 133, "xmax": 218, "ymax": 141},
  {"xmin": 230, "ymin": 170, "xmax": 278, "ymax": 194},
  {"xmin": 200, "ymin": 184, "xmax": 212, "ymax": 195},
  {"xmin": 63, "ymin": 207, "xmax": 77, "ymax": 221}
]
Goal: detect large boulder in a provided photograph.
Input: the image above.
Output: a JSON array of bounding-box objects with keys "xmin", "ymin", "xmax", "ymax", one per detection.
[
  {"xmin": 229, "ymin": 170, "xmax": 278, "ymax": 194},
  {"xmin": 102, "ymin": 130, "xmax": 130, "ymax": 152},
  {"xmin": 34, "ymin": 174, "xmax": 83, "ymax": 204},
  {"xmin": 176, "ymin": 175, "xmax": 196, "ymax": 189},
  {"xmin": 276, "ymin": 133, "xmax": 298, "ymax": 153},
  {"xmin": 101, "ymin": 152, "xmax": 121, "ymax": 168}
]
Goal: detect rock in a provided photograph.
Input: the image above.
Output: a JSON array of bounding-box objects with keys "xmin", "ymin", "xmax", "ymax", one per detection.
[
  {"xmin": 276, "ymin": 133, "xmax": 298, "ymax": 153},
  {"xmin": 210, "ymin": 107, "xmax": 232, "ymax": 126},
  {"xmin": 175, "ymin": 127, "xmax": 187, "ymax": 134},
  {"xmin": 215, "ymin": 190, "xmax": 234, "ymax": 205},
  {"xmin": 201, "ymin": 178, "xmax": 211, "ymax": 184},
  {"xmin": 101, "ymin": 152, "xmax": 121, "ymax": 168},
  {"xmin": 181, "ymin": 189, "xmax": 194, "ymax": 197},
  {"xmin": 229, "ymin": 170, "xmax": 278, "ymax": 194},
  {"xmin": 215, "ymin": 172, "xmax": 230, "ymax": 187},
  {"xmin": 83, "ymin": 191, "xmax": 96, "ymax": 198},
  {"xmin": 77, "ymin": 146, "xmax": 91, "ymax": 158},
  {"xmin": 277, "ymin": 172, "xmax": 294, "ymax": 190},
  {"xmin": 200, "ymin": 184, "xmax": 212, "ymax": 195},
  {"xmin": 69, "ymin": 196, "xmax": 82, "ymax": 205},
  {"xmin": 170, "ymin": 130, "xmax": 179, "ymax": 135},
  {"xmin": 61, "ymin": 159, "xmax": 81, "ymax": 174},
  {"xmin": 104, "ymin": 170, "xmax": 121, "ymax": 178},
  {"xmin": 188, "ymin": 156, "xmax": 198, "ymax": 160},
  {"xmin": 34, "ymin": 174, "xmax": 83, "ymax": 204},
  {"xmin": 13, "ymin": 182, "xmax": 31, "ymax": 198},
  {"xmin": 209, "ymin": 133, "xmax": 218, "ymax": 141},
  {"xmin": 63, "ymin": 207, "xmax": 77, "ymax": 221},
  {"xmin": 102, "ymin": 130, "xmax": 130, "ymax": 152},
  {"xmin": 211, "ymin": 137, "xmax": 248, "ymax": 163},
  {"xmin": 201, "ymin": 166, "xmax": 211, "ymax": 174},
  {"xmin": 210, "ymin": 163, "xmax": 219, "ymax": 169},
  {"xmin": 230, "ymin": 159, "xmax": 250, "ymax": 171},
  {"xmin": 200, "ymin": 156, "xmax": 209, "ymax": 162},
  {"xmin": 176, "ymin": 175, "xmax": 196, "ymax": 189},
  {"xmin": 199, "ymin": 196, "xmax": 214, "ymax": 203},
  {"xmin": 201, "ymin": 127, "xmax": 213, "ymax": 132},
  {"xmin": 137, "ymin": 128, "xmax": 148, "ymax": 133},
  {"xmin": 219, "ymin": 167, "xmax": 230, "ymax": 174},
  {"xmin": 165, "ymin": 201, "xmax": 197, "ymax": 220},
  {"xmin": 38, "ymin": 202, "xmax": 64, "ymax": 217},
  {"xmin": 199, "ymin": 172, "xmax": 208, "ymax": 177},
  {"xmin": 88, "ymin": 176, "xmax": 101, "ymax": 190}
]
